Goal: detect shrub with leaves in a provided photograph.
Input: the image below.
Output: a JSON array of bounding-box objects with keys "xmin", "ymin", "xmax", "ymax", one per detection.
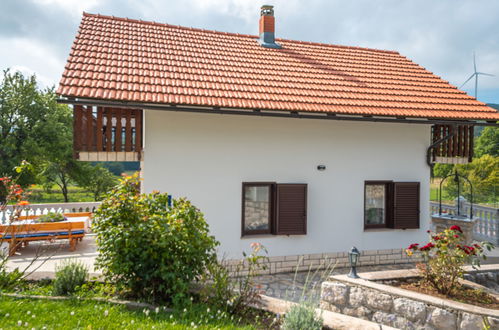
[
  {"xmin": 53, "ymin": 259, "xmax": 88, "ymax": 296},
  {"xmin": 406, "ymin": 225, "xmax": 493, "ymax": 295},
  {"xmin": 282, "ymin": 303, "xmax": 323, "ymax": 330},
  {"xmin": 93, "ymin": 173, "xmax": 219, "ymax": 305},
  {"xmin": 35, "ymin": 212, "xmax": 66, "ymax": 223},
  {"xmin": 199, "ymin": 243, "xmax": 268, "ymax": 316}
]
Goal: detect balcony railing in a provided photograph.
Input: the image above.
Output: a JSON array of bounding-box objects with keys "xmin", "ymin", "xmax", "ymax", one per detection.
[
  {"xmin": 73, "ymin": 105, "xmax": 143, "ymax": 161},
  {"xmin": 431, "ymin": 124, "xmax": 474, "ymax": 164}
]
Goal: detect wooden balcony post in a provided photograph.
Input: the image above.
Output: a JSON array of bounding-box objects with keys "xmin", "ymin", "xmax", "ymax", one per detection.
[
  {"xmin": 86, "ymin": 106, "xmax": 94, "ymax": 151},
  {"xmin": 135, "ymin": 110, "xmax": 142, "ymax": 152},
  {"xmin": 73, "ymin": 105, "xmax": 83, "ymax": 157}
]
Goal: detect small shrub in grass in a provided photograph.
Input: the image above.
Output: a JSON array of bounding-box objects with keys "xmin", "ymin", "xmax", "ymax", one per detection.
[
  {"xmin": 93, "ymin": 173, "xmax": 219, "ymax": 305},
  {"xmin": 199, "ymin": 243, "xmax": 268, "ymax": 317},
  {"xmin": 53, "ymin": 260, "xmax": 88, "ymax": 296},
  {"xmin": 282, "ymin": 303, "xmax": 323, "ymax": 330}
]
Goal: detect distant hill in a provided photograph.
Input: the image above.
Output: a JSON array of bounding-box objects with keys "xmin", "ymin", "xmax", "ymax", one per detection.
[{"xmin": 488, "ymin": 104, "xmax": 499, "ymax": 111}]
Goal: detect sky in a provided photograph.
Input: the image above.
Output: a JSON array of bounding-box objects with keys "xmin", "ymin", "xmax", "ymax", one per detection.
[{"xmin": 1, "ymin": 0, "xmax": 498, "ymax": 104}]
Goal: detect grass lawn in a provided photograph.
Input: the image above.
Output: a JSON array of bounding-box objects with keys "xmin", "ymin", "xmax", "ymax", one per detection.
[
  {"xmin": 28, "ymin": 184, "xmax": 95, "ymax": 204},
  {"xmin": 0, "ymin": 296, "xmax": 261, "ymax": 329}
]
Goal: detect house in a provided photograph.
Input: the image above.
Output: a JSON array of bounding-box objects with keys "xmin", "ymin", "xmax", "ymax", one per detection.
[{"xmin": 57, "ymin": 6, "xmax": 499, "ymax": 273}]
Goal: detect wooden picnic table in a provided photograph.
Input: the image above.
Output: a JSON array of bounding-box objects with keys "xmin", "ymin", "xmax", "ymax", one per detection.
[{"xmin": 0, "ymin": 213, "xmax": 90, "ymax": 256}]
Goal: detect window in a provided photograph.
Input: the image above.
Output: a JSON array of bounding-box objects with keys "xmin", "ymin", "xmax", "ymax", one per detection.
[
  {"xmin": 364, "ymin": 182, "xmax": 390, "ymax": 228},
  {"xmin": 242, "ymin": 182, "xmax": 307, "ymax": 236},
  {"xmin": 364, "ymin": 181, "xmax": 420, "ymax": 230},
  {"xmin": 242, "ymin": 183, "xmax": 273, "ymax": 235}
]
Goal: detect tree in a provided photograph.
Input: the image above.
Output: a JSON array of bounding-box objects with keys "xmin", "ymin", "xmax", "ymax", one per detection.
[
  {"xmin": 0, "ymin": 69, "xmax": 87, "ymax": 201},
  {"xmin": 432, "ymin": 163, "xmax": 454, "ymax": 178},
  {"xmin": 444, "ymin": 155, "xmax": 498, "ymax": 204},
  {"xmin": 475, "ymin": 127, "xmax": 499, "ymax": 158},
  {"xmin": 78, "ymin": 165, "xmax": 118, "ymax": 201},
  {"xmin": 0, "ymin": 70, "xmax": 47, "ymax": 184}
]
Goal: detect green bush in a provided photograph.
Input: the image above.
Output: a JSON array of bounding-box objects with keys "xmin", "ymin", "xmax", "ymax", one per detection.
[
  {"xmin": 92, "ymin": 173, "xmax": 219, "ymax": 305},
  {"xmin": 35, "ymin": 212, "xmax": 66, "ymax": 223},
  {"xmin": 282, "ymin": 303, "xmax": 323, "ymax": 330},
  {"xmin": 53, "ymin": 259, "xmax": 88, "ymax": 296}
]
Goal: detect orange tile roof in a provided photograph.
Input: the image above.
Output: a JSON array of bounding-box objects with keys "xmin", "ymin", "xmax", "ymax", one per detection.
[{"xmin": 57, "ymin": 13, "xmax": 499, "ymax": 121}]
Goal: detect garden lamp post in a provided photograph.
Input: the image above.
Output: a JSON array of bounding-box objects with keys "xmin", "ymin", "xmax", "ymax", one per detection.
[{"xmin": 348, "ymin": 246, "xmax": 360, "ymax": 278}]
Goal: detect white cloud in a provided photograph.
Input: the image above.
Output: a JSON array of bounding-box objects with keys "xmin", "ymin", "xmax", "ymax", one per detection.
[
  {"xmin": 32, "ymin": 0, "xmax": 100, "ymax": 16},
  {"xmin": 0, "ymin": 37, "xmax": 64, "ymax": 88}
]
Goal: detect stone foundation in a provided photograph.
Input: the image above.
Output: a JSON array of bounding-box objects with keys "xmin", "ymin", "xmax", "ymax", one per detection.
[
  {"xmin": 320, "ymin": 270, "xmax": 499, "ymax": 330},
  {"xmin": 226, "ymin": 248, "xmax": 418, "ymax": 275}
]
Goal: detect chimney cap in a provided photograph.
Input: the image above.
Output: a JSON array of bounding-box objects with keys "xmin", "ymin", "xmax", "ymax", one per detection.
[{"xmin": 261, "ymin": 5, "xmax": 274, "ymax": 16}]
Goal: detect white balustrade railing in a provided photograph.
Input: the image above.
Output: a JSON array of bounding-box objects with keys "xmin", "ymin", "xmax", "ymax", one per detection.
[
  {"xmin": 430, "ymin": 201, "xmax": 499, "ymax": 245},
  {"xmin": 1, "ymin": 202, "xmax": 101, "ymax": 224}
]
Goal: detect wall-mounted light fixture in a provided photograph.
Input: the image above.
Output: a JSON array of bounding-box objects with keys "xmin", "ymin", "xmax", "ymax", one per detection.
[{"xmin": 317, "ymin": 165, "xmax": 326, "ymax": 171}]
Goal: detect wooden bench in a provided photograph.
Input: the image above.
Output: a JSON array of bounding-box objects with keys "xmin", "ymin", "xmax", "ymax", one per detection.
[{"xmin": 0, "ymin": 213, "xmax": 89, "ymax": 256}]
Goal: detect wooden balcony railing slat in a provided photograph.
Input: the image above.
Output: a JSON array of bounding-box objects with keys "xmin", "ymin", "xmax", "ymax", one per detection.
[
  {"xmin": 125, "ymin": 110, "xmax": 132, "ymax": 152},
  {"xmin": 115, "ymin": 108, "xmax": 122, "ymax": 152},
  {"xmin": 96, "ymin": 107, "xmax": 103, "ymax": 151},
  {"xmin": 106, "ymin": 108, "xmax": 113, "ymax": 151}
]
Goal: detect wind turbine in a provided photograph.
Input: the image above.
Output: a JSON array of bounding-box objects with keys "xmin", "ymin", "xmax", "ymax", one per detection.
[{"xmin": 460, "ymin": 52, "xmax": 494, "ymax": 99}]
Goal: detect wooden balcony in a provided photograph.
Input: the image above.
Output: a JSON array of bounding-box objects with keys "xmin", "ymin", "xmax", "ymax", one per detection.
[
  {"xmin": 431, "ymin": 124, "xmax": 474, "ymax": 164},
  {"xmin": 73, "ymin": 105, "xmax": 142, "ymax": 161}
]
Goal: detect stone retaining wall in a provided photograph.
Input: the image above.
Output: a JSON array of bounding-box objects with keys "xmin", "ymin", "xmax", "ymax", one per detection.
[
  {"xmin": 227, "ymin": 248, "xmax": 417, "ymax": 275},
  {"xmin": 465, "ymin": 269, "xmax": 499, "ymax": 293},
  {"xmin": 320, "ymin": 274, "xmax": 499, "ymax": 330}
]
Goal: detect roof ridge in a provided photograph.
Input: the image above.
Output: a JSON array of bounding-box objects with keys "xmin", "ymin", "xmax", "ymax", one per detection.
[{"xmin": 82, "ymin": 12, "xmax": 400, "ymax": 56}]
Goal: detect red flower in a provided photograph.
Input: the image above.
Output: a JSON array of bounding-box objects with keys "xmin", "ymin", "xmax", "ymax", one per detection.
[
  {"xmin": 432, "ymin": 236, "xmax": 441, "ymax": 241},
  {"xmin": 426, "ymin": 230, "xmax": 431, "ymax": 233},
  {"xmin": 420, "ymin": 243, "xmax": 435, "ymax": 251},
  {"xmin": 450, "ymin": 225, "xmax": 463, "ymax": 233},
  {"xmin": 407, "ymin": 243, "xmax": 419, "ymax": 250},
  {"xmin": 453, "ymin": 235, "xmax": 459, "ymax": 238},
  {"xmin": 17, "ymin": 201, "xmax": 29, "ymax": 206}
]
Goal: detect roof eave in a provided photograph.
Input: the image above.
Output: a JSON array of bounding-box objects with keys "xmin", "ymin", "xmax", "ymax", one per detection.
[{"xmin": 57, "ymin": 96, "xmax": 499, "ymax": 127}]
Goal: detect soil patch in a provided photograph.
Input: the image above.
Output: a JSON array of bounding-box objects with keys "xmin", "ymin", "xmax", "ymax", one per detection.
[{"xmin": 393, "ymin": 281, "xmax": 499, "ymax": 309}]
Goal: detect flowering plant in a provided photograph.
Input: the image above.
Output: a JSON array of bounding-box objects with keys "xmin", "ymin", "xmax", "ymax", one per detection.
[
  {"xmin": 405, "ymin": 225, "xmax": 493, "ymax": 295},
  {"xmin": 0, "ymin": 161, "xmax": 33, "ymax": 223}
]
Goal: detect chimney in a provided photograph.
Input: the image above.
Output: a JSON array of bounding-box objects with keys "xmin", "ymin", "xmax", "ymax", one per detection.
[{"xmin": 258, "ymin": 5, "xmax": 281, "ymax": 48}]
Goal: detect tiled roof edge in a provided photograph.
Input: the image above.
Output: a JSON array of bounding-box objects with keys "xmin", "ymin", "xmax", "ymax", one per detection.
[{"xmin": 81, "ymin": 12, "xmax": 400, "ymax": 55}]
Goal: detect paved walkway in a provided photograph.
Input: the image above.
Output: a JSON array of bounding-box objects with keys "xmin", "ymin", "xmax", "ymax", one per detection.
[{"xmin": 4, "ymin": 234, "xmax": 99, "ymax": 279}]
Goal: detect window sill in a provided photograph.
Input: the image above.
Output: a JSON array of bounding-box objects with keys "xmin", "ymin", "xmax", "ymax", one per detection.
[
  {"xmin": 241, "ymin": 234, "xmax": 306, "ymax": 239},
  {"xmin": 363, "ymin": 228, "xmax": 419, "ymax": 232}
]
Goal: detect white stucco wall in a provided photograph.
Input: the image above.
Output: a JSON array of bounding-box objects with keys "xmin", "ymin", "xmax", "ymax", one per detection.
[{"xmin": 142, "ymin": 110, "xmax": 431, "ymax": 259}]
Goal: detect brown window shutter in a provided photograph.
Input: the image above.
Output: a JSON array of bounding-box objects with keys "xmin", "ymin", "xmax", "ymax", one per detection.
[
  {"xmin": 275, "ymin": 184, "xmax": 307, "ymax": 235},
  {"xmin": 393, "ymin": 182, "xmax": 420, "ymax": 229}
]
